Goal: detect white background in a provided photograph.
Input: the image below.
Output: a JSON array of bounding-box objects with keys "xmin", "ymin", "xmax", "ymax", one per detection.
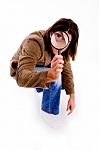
[{"xmin": 0, "ymin": 0, "xmax": 99, "ymax": 150}]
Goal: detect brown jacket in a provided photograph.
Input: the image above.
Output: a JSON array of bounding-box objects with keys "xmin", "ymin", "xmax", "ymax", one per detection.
[{"xmin": 10, "ymin": 30, "xmax": 74, "ymax": 94}]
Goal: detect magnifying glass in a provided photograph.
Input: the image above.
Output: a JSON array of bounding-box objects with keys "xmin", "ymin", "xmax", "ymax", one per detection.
[{"xmin": 51, "ymin": 31, "xmax": 70, "ymax": 55}]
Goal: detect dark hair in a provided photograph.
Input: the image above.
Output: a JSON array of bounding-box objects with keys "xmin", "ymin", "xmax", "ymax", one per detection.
[{"xmin": 44, "ymin": 18, "xmax": 79, "ymax": 61}]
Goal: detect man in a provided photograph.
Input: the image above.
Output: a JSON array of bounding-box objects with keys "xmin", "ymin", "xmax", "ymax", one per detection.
[{"xmin": 10, "ymin": 18, "xmax": 79, "ymax": 115}]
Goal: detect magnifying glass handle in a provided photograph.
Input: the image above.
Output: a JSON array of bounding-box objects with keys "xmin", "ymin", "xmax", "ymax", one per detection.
[{"xmin": 58, "ymin": 50, "xmax": 61, "ymax": 55}]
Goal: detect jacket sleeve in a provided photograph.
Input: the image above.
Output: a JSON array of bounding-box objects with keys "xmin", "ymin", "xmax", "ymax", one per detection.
[
  {"xmin": 16, "ymin": 39, "xmax": 48, "ymax": 88},
  {"xmin": 62, "ymin": 60, "xmax": 75, "ymax": 94}
]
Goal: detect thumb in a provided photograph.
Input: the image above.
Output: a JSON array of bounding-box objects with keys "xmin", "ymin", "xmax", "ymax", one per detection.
[{"xmin": 66, "ymin": 102, "xmax": 69, "ymax": 111}]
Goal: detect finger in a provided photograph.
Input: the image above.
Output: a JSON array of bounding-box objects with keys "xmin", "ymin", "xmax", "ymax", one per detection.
[
  {"xmin": 68, "ymin": 106, "xmax": 74, "ymax": 115},
  {"xmin": 56, "ymin": 59, "xmax": 64, "ymax": 65},
  {"xmin": 66, "ymin": 103, "xmax": 69, "ymax": 111},
  {"xmin": 54, "ymin": 64, "xmax": 64, "ymax": 71},
  {"xmin": 68, "ymin": 110, "xmax": 73, "ymax": 115},
  {"xmin": 51, "ymin": 60, "xmax": 64, "ymax": 69},
  {"xmin": 52, "ymin": 58, "xmax": 64, "ymax": 65},
  {"xmin": 66, "ymin": 106, "xmax": 68, "ymax": 111},
  {"xmin": 56, "ymin": 68, "xmax": 63, "ymax": 73}
]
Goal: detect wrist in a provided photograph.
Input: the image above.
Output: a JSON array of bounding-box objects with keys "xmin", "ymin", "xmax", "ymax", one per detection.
[
  {"xmin": 70, "ymin": 93, "xmax": 75, "ymax": 99},
  {"xmin": 46, "ymin": 70, "xmax": 54, "ymax": 82}
]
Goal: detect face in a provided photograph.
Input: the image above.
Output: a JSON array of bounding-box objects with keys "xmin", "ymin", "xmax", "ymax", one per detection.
[{"xmin": 50, "ymin": 31, "xmax": 72, "ymax": 55}]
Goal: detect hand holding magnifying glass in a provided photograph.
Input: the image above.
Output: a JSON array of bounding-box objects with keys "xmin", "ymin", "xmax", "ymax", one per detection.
[
  {"xmin": 47, "ymin": 31, "xmax": 70, "ymax": 81},
  {"xmin": 51, "ymin": 31, "xmax": 70, "ymax": 55}
]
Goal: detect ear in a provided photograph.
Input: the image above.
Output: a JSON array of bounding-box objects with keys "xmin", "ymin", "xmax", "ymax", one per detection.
[{"xmin": 50, "ymin": 31, "xmax": 53, "ymax": 38}]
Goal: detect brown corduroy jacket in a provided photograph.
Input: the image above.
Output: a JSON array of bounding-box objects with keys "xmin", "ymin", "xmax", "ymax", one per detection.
[{"xmin": 10, "ymin": 30, "xmax": 74, "ymax": 95}]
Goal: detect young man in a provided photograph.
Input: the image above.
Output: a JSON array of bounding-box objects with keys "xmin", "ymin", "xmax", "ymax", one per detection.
[{"xmin": 10, "ymin": 18, "xmax": 79, "ymax": 115}]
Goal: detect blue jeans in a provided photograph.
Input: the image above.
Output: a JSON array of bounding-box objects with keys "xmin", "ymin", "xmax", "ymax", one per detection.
[{"xmin": 35, "ymin": 67, "xmax": 62, "ymax": 115}]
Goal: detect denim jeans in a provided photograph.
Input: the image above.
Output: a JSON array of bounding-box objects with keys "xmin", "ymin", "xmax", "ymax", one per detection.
[{"xmin": 35, "ymin": 67, "xmax": 62, "ymax": 115}]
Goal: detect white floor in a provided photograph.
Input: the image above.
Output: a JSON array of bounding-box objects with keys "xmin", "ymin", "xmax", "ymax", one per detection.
[{"xmin": 0, "ymin": 0, "xmax": 99, "ymax": 150}]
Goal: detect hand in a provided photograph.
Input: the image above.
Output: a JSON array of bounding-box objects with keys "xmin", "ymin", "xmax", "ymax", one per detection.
[
  {"xmin": 66, "ymin": 94, "xmax": 75, "ymax": 115},
  {"xmin": 47, "ymin": 55, "xmax": 64, "ymax": 82}
]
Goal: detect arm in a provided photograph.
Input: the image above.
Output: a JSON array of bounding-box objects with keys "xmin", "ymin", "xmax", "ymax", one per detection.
[
  {"xmin": 16, "ymin": 39, "xmax": 48, "ymax": 88},
  {"xmin": 62, "ymin": 61, "xmax": 75, "ymax": 94},
  {"xmin": 62, "ymin": 60, "xmax": 75, "ymax": 115}
]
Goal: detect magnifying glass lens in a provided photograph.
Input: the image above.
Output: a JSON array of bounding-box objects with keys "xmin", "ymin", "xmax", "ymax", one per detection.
[{"xmin": 51, "ymin": 31, "xmax": 69, "ymax": 50}]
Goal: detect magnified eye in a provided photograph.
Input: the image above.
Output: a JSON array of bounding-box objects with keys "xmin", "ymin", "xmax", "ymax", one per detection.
[
  {"xmin": 51, "ymin": 31, "xmax": 69, "ymax": 50},
  {"xmin": 55, "ymin": 32, "xmax": 64, "ymax": 41},
  {"xmin": 56, "ymin": 33, "xmax": 61, "ymax": 37}
]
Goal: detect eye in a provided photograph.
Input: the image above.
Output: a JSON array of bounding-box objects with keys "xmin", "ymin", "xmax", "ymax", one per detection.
[
  {"xmin": 55, "ymin": 32, "xmax": 64, "ymax": 41},
  {"xmin": 56, "ymin": 33, "xmax": 61, "ymax": 37}
]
